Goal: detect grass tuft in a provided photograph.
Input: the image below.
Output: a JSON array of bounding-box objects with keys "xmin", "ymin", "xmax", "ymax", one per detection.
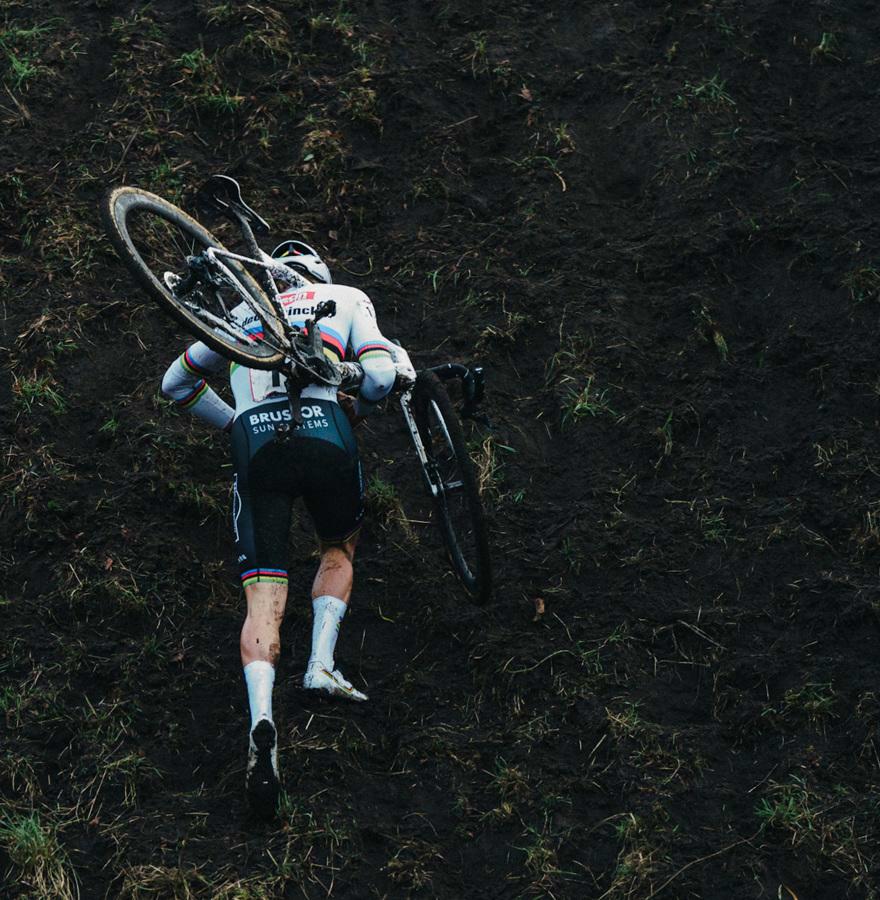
[
  {"xmin": 174, "ymin": 47, "xmax": 244, "ymax": 113},
  {"xmin": 561, "ymin": 375, "xmax": 616, "ymax": 425},
  {"xmin": 12, "ymin": 372, "xmax": 65, "ymax": 413},
  {"xmin": 0, "ymin": 811, "xmax": 77, "ymax": 899},
  {"xmin": 842, "ymin": 265, "xmax": 880, "ymax": 302},
  {"xmin": 676, "ymin": 73, "xmax": 736, "ymax": 110},
  {"xmin": 0, "ymin": 20, "xmax": 61, "ymax": 90},
  {"xmin": 365, "ymin": 473, "xmax": 413, "ymax": 537}
]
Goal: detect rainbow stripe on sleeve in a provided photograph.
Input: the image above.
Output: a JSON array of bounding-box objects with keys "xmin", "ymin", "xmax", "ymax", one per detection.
[
  {"xmin": 241, "ymin": 568, "xmax": 288, "ymax": 588},
  {"xmin": 356, "ymin": 341, "xmax": 392, "ymax": 362},
  {"xmin": 180, "ymin": 348, "xmax": 214, "ymax": 377},
  {"xmin": 320, "ymin": 328, "xmax": 345, "ymax": 361},
  {"xmin": 177, "ymin": 380, "xmax": 208, "ymax": 409}
]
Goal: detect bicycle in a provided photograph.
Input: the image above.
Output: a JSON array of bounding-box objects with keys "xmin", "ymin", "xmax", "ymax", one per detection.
[{"xmin": 101, "ymin": 175, "xmax": 492, "ymax": 603}]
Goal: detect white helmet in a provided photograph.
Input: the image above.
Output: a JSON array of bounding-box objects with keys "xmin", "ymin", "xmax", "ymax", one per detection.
[{"xmin": 271, "ymin": 239, "xmax": 332, "ymax": 284}]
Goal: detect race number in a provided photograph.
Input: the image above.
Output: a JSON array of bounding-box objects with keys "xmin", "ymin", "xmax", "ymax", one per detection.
[{"xmin": 249, "ymin": 368, "xmax": 287, "ymax": 402}]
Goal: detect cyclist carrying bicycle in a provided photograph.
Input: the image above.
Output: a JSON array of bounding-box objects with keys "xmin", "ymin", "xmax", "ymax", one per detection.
[{"xmin": 161, "ymin": 240, "xmax": 415, "ymax": 817}]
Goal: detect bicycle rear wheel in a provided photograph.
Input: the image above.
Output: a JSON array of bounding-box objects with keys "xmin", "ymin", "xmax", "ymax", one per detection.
[
  {"xmin": 413, "ymin": 371, "xmax": 492, "ymax": 603},
  {"xmin": 101, "ymin": 186, "xmax": 285, "ymax": 369}
]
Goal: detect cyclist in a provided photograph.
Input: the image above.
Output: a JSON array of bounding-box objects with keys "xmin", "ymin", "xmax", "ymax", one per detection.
[{"xmin": 160, "ymin": 240, "xmax": 415, "ymax": 817}]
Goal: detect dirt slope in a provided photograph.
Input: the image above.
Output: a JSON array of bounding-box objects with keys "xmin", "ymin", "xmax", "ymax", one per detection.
[{"xmin": 2, "ymin": 1, "xmax": 880, "ymax": 897}]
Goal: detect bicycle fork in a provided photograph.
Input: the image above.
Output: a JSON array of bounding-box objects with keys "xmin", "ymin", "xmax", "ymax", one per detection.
[{"xmin": 400, "ymin": 390, "xmax": 441, "ymax": 499}]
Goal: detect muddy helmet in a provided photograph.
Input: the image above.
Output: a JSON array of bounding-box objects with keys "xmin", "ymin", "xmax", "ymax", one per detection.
[{"xmin": 271, "ymin": 239, "xmax": 332, "ymax": 284}]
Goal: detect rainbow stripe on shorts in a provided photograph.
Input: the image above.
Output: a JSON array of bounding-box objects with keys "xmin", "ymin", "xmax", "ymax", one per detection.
[{"xmin": 241, "ymin": 568, "xmax": 288, "ymax": 588}]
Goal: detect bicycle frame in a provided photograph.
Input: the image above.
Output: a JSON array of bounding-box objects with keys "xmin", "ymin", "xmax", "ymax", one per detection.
[
  {"xmin": 399, "ymin": 388, "xmax": 438, "ymax": 496},
  {"xmin": 187, "ymin": 181, "xmax": 489, "ymax": 446},
  {"xmin": 181, "ymin": 207, "xmax": 345, "ymax": 426},
  {"xmin": 193, "ymin": 245, "xmax": 302, "ymax": 346},
  {"xmin": 399, "ymin": 364, "xmax": 485, "ymax": 498}
]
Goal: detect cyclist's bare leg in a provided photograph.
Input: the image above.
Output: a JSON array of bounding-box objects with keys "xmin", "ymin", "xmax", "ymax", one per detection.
[
  {"xmin": 240, "ymin": 580, "xmax": 286, "ymax": 813},
  {"xmin": 241, "ymin": 581, "xmax": 288, "ymax": 666},
  {"xmin": 239, "ymin": 581, "xmax": 287, "ymax": 818},
  {"xmin": 311, "ymin": 533, "xmax": 359, "ymax": 602},
  {"xmin": 305, "ymin": 533, "xmax": 367, "ymax": 700},
  {"xmin": 240, "ymin": 581, "xmax": 287, "ymax": 729}
]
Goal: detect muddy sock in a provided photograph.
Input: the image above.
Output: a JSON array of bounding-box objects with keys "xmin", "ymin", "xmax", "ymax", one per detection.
[
  {"xmin": 243, "ymin": 660, "xmax": 275, "ymax": 731},
  {"xmin": 309, "ymin": 595, "xmax": 347, "ymax": 671}
]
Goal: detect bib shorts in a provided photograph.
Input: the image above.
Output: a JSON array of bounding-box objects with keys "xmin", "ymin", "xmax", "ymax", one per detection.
[{"xmin": 229, "ymin": 398, "xmax": 364, "ymax": 589}]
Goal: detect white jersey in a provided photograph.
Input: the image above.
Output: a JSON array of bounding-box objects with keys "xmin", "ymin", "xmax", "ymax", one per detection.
[{"xmin": 161, "ymin": 283, "xmax": 396, "ymax": 429}]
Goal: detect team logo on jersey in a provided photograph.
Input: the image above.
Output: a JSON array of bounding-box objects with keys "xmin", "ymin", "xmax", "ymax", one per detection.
[{"xmin": 247, "ymin": 405, "xmax": 329, "ymax": 433}]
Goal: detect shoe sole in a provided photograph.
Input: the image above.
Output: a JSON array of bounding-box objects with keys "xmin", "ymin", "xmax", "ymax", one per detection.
[{"xmin": 247, "ymin": 719, "xmax": 280, "ymax": 820}]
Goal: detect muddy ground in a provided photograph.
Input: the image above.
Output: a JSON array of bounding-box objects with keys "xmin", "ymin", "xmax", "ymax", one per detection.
[{"xmin": 2, "ymin": 0, "xmax": 880, "ymax": 897}]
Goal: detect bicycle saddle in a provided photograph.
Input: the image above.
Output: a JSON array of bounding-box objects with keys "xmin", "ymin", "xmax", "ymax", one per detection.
[{"xmin": 195, "ymin": 175, "xmax": 270, "ymax": 234}]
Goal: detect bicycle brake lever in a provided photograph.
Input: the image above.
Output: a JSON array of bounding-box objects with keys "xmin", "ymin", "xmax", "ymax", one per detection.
[{"xmin": 313, "ymin": 300, "xmax": 336, "ymax": 321}]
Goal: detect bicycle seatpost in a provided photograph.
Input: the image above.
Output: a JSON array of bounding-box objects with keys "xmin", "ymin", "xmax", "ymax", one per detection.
[{"xmin": 226, "ymin": 208, "xmax": 277, "ymax": 302}]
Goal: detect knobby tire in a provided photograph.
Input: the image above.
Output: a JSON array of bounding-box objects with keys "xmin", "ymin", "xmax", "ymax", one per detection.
[
  {"xmin": 101, "ymin": 186, "xmax": 285, "ymax": 369},
  {"xmin": 413, "ymin": 372, "xmax": 492, "ymax": 603}
]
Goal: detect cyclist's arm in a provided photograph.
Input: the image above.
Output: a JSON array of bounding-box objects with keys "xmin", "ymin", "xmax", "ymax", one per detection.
[
  {"xmin": 161, "ymin": 342, "xmax": 235, "ymax": 431},
  {"xmin": 349, "ymin": 292, "xmax": 396, "ymax": 416}
]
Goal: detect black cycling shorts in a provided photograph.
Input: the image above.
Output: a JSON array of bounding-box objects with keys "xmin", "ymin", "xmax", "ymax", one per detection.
[{"xmin": 229, "ymin": 398, "xmax": 364, "ymax": 588}]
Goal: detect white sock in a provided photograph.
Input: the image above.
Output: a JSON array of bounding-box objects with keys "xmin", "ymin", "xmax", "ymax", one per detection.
[
  {"xmin": 308, "ymin": 595, "xmax": 348, "ymax": 671},
  {"xmin": 243, "ymin": 660, "xmax": 275, "ymax": 731}
]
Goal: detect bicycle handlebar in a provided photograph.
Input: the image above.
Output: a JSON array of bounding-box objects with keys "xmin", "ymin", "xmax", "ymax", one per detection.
[
  {"xmin": 426, "ymin": 363, "xmax": 486, "ymax": 420},
  {"xmin": 332, "ymin": 360, "xmax": 414, "ymax": 395}
]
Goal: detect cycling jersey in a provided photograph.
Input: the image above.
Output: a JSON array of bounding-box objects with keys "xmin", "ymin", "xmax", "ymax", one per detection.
[
  {"xmin": 161, "ymin": 283, "xmax": 396, "ymax": 429},
  {"xmin": 161, "ymin": 283, "xmax": 397, "ymax": 588}
]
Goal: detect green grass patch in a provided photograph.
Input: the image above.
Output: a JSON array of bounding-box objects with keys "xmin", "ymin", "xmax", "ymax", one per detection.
[
  {"xmin": 561, "ymin": 375, "xmax": 616, "ymax": 425},
  {"xmin": 675, "ymin": 73, "xmax": 736, "ymax": 111},
  {"xmin": 0, "ymin": 810, "xmax": 77, "ymax": 898},
  {"xmin": 0, "ymin": 20, "xmax": 61, "ymax": 89},
  {"xmin": 174, "ymin": 47, "xmax": 244, "ymax": 113},
  {"xmin": 365, "ymin": 473, "xmax": 413, "ymax": 537},
  {"xmin": 12, "ymin": 372, "xmax": 65, "ymax": 413}
]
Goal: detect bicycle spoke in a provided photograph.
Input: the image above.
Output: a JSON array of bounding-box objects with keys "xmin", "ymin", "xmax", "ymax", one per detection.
[
  {"xmin": 168, "ymin": 225, "xmax": 190, "ymax": 266},
  {"xmin": 209, "ymin": 257, "xmax": 288, "ymax": 347},
  {"xmin": 124, "ymin": 209, "xmax": 276, "ymax": 356}
]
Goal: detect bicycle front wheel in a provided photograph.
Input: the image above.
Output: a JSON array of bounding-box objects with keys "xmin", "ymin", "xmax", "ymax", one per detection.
[
  {"xmin": 413, "ymin": 371, "xmax": 492, "ymax": 603},
  {"xmin": 101, "ymin": 186, "xmax": 285, "ymax": 369}
]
